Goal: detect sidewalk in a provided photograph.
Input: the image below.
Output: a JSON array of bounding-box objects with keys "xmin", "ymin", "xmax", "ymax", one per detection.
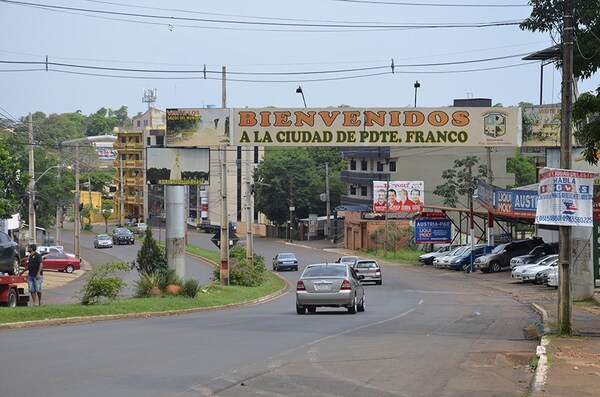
[{"xmin": 293, "ymin": 238, "xmax": 600, "ymax": 397}]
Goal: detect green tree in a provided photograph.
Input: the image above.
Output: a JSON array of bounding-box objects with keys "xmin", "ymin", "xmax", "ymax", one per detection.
[
  {"xmin": 369, "ymin": 224, "xmax": 406, "ymax": 255},
  {"xmin": 86, "ymin": 108, "xmax": 119, "ymax": 137},
  {"xmin": 100, "ymin": 199, "xmax": 114, "ymax": 233},
  {"xmin": 131, "ymin": 228, "xmax": 168, "ymax": 276},
  {"xmin": 573, "ymin": 90, "xmax": 600, "ymax": 164},
  {"xmin": 0, "ymin": 139, "xmax": 29, "ymax": 218},
  {"xmin": 520, "ymin": 0, "xmax": 600, "ymax": 80},
  {"xmin": 433, "ymin": 156, "xmax": 488, "ymax": 208},
  {"xmin": 254, "ymin": 148, "xmax": 336, "ymax": 225},
  {"xmin": 506, "ymin": 148, "xmax": 537, "ymax": 188}
]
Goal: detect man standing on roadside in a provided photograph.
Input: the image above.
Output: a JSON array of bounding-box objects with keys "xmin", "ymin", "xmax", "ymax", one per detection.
[{"xmin": 27, "ymin": 244, "xmax": 43, "ymax": 306}]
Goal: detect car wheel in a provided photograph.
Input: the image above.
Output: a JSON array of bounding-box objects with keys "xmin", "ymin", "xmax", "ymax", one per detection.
[
  {"xmin": 5, "ymin": 288, "xmax": 18, "ymax": 307},
  {"xmin": 376, "ymin": 280, "xmax": 382, "ymax": 285},
  {"xmin": 347, "ymin": 296, "xmax": 357, "ymax": 314},
  {"xmin": 65, "ymin": 264, "xmax": 75, "ymax": 274},
  {"xmin": 296, "ymin": 302, "xmax": 306, "ymax": 315},
  {"xmin": 307, "ymin": 306, "xmax": 316, "ymax": 313},
  {"xmin": 294, "ymin": 267, "xmax": 298, "ymax": 271},
  {"xmin": 10, "ymin": 257, "xmax": 19, "ymax": 276},
  {"xmin": 490, "ymin": 261, "xmax": 501, "ymax": 273},
  {"xmin": 357, "ymin": 295, "xmax": 366, "ymax": 312}
]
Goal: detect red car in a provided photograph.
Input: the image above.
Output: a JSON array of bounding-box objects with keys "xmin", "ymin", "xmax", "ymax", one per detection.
[{"xmin": 22, "ymin": 253, "xmax": 81, "ymax": 273}]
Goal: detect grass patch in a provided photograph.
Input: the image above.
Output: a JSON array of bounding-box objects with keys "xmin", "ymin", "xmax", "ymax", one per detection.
[
  {"xmin": 528, "ymin": 355, "xmax": 539, "ymax": 370},
  {"xmin": 574, "ymin": 299, "xmax": 600, "ymax": 307},
  {"xmin": 355, "ymin": 248, "xmax": 422, "ymax": 265},
  {"xmin": 0, "ymin": 247, "xmax": 286, "ymax": 325}
]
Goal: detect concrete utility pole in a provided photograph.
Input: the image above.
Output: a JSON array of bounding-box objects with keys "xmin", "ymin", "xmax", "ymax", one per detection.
[
  {"xmin": 220, "ymin": 66, "xmax": 230, "ymax": 285},
  {"xmin": 325, "ymin": 162, "xmax": 332, "ymax": 242},
  {"xmin": 558, "ymin": 0, "xmax": 574, "ymax": 335},
  {"xmin": 28, "ymin": 113, "xmax": 36, "ymax": 244},
  {"xmin": 246, "ymin": 148, "xmax": 254, "ymax": 267}
]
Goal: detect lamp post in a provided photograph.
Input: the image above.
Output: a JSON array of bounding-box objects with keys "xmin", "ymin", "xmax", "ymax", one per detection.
[
  {"xmin": 29, "ymin": 164, "xmax": 64, "ymax": 244},
  {"xmin": 296, "ymin": 86, "xmax": 307, "ymax": 108},
  {"xmin": 414, "ymin": 81, "xmax": 420, "ymax": 107}
]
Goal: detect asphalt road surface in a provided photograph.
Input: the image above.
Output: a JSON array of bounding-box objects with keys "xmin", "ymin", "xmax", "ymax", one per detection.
[{"xmin": 0, "ymin": 228, "xmax": 539, "ymax": 396}]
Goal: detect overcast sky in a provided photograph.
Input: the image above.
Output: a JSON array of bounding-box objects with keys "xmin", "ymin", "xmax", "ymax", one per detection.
[{"xmin": 1, "ymin": 0, "xmax": 598, "ymax": 121}]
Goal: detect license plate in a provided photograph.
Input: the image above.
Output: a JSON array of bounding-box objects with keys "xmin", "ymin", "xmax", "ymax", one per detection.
[{"xmin": 314, "ymin": 283, "xmax": 331, "ymax": 291}]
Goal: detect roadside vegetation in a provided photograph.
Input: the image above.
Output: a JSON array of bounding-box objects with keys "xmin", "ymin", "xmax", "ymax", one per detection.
[{"xmin": 0, "ymin": 229, "xmax": 285, "ymax": 325}]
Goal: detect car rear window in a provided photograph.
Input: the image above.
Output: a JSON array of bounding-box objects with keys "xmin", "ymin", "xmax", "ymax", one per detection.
[
  {"xmin": 303, "ymin": 265, "xmax": 347, "ymax": 277},
  {"xmin": 356, "ymin": 261, "xmax": 378, "ymax": 269}
]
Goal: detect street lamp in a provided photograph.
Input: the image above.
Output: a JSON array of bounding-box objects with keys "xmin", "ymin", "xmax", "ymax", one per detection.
[
  {"xmin": 414, "ymin": 80, "xmax": 420, "ymax": 107},
  {"xmin": 29, "ymin": 164, "xmax": 64, "ymax": 244},
  {"xmin": 296, "ymin": 86, "xmax": 307, "ymax": 108}
]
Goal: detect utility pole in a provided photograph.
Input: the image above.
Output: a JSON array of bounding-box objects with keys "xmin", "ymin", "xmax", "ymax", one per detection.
[
  {"xmin": 120, "ymin": 157, "xmax": 125, "ymax": 227},
  {"xmin": 325, "ymin": 162, "xmax": 332, "ymax": 242},
  {"xmin": 74, "ymin": 144, "xmax": 80, "ymax": 258},
  {"xmin": 219, "ymin": 66, "xmax": 230, "ymax": 285},
  {"xmin": 246, "ymin": 148, "xmax": 254, "ymax": 266},
  {"xmin": 384, "ymin": 175, "xmax": 390, "ymax": 257},
  {"xmin": 28, "ymin": 113, "xmax": 36, "ymax": 244},
  {"xmin": 558, "ymin": 0, "xmax": 574, "ymax": 335}
]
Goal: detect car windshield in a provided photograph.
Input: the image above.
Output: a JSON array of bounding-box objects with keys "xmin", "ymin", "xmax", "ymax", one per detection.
[
  {"xmin": 303, "ymin": 265, "xmax": 347, "ymax": 278},
  {"xmin": 115, "ymin": 229, "xmax": 130, "ymax": 234},
  {"xmin": 340, "ymin": 257, "xmax": 357, "ymax": 263},
  {"xmin": 534, "ymin": 255, "xmax": 558, "ymax": 266},
  {"xmin": 453, "ymin": 246, "xmax": 470, "ymax": 256},
  {"xmin": 492, "ymin": 244, "xmax": 508, "ymax": 254},
  {"xmin": 98, "ymin": 235, "xmax": 110, "ymax": 240},
  {"xmin": 279, "ymin": 253, "xmax": 295, "ymax": 260}
]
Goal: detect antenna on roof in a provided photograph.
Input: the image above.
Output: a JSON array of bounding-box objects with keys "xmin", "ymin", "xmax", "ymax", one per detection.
[{"xmin": 142, "ymin": 88, "xmax": 157, "ymax": 109}]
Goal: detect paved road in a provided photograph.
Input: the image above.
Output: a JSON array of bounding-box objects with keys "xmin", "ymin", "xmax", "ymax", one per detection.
[{"xmin": 0, "ymin": 229, "xmax": 539, "ymax": 397}]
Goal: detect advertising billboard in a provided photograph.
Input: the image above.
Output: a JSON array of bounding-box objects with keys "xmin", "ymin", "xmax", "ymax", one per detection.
[
  {"xmin": 373, "ymin": 181, "xmax": 424, "ymax": 213},
  {"xmin": 233, "ymin": 107, "xmax": 520, "ymax": 147},
  {"xmin": 415, "ymin": 218, "xmax": 452, "ymax": 244},
  {"xmin": 146, "ymin": 147, "xmax": 210, "ymax": 185},
  {"xmin": 166, "ymin": 108, "xmax": 231, "ymax": 147}
]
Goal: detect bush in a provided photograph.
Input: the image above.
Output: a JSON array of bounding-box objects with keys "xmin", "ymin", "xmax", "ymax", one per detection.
[
  {"xmin": 131, "ymin": 227, "xmax": 168, "ymax": 276},
  {"xmin": 80, "ymin": 262, "xmax": 129, "ymax": 305},
  {"xmin": 181, "ymin": 279, "xmax": 200, "ymax": 298},
  {"xmin": 212, "ymin": 246, "xmax": 267, "ymax": 287}
]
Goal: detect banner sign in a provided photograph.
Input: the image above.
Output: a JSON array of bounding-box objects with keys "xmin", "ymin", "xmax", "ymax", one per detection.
[
  {"xmin": 146, "ymin": 147, "xmax": 210, "ymax": 185},
  {"xmin": 308, "ymin": 214, "xmax": 318, "ymax": 237},
  {"xmin": 594, "ymin": 180, "xmax": 600, "ymax": 287},
  {"xmin": 535, "ymin": 168, "xmax": 595, "ymax": 227},
  {"xmin": 495, "ymin": 188, "xmax": 538, "ymax": 218},
  {"xmin": 233, "ymin": 107, "xmax": 520, "ymax": 147},
  {"xmin": 166, "ymin": 108, "xmax": 231, "ymax": 147},
  {"xmin": 415, "ymin": 218, "xmax": 452, "ymax": 244},
  {"xmin": 373, "ymin": 181, "xmax": 424, "ymax": 213},
  {"xmin": 521, "ymin": 105, "xmax": 562, "ymax": 147},
  {"xmin": 477, "ymin": 180, "xmax": 495, "ymax": 211}
]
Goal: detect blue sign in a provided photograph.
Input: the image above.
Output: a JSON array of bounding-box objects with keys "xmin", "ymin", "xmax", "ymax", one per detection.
[
  {"xmin": 496, "ymin": 189, "xmax": 538, "ymax": 216},
  {"xmin": 415, "ymin": 218, "xmax": 452, "ymax": 244}
]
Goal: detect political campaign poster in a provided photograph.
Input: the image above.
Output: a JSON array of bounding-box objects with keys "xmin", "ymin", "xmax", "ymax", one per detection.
[
  {"xmin": 535, "ymin": 168, "xmax": 595, "ymax": 227},
  {"xmin": 373, "ymin": 181, "xmax": 424, "ymax": 213}
]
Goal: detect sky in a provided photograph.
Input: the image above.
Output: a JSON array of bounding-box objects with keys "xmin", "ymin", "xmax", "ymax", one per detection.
[{"xmin": 1, "ymin": 0, "xmax": 598, "ymax": 122}]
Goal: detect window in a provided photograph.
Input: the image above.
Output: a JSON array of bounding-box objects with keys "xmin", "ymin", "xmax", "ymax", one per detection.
[
  {"xmin": 350, "ymin": 160, "xmax": 356, "ymax": 170},
  {"xmin": 376, "ymin": 162, "xmax": 384, "ymax": 172},
  {"xmin": 360, "ymin": 186, "xmax": 368, "ymax": 196},
  {"xmin": 156, "ymin": 136, "xmax": 164, "ymax": 146},
  {"xmin": 361, "ymin": 160, "xmax": 368, "ymax": 171},
  {"xmin": 389, "ymin": 161, "xmax": 397, "ymax": 172},
  {"xmin": 143, "ymin": 120, "xmax": 149, "ymax": 127},
  {"xmin": 136, "ymin": 120, "xmax": 141, "ymax": 127},
  {"xmin": 147, "ymin": 137, "xmax": 151, "ymax": 146},
  {"xmin": 350, "ymin": 185, "xmax": 357, "ymax": 195}
]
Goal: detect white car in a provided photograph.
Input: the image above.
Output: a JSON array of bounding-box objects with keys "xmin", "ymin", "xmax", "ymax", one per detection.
[
  {"xmin": 28, "ymin": 245, "xmax": 76, "ymax": 259},
  {"xmin": 512, "ymin": 254, "xmax": 559, "ymax": 282},
  {"xmin": 547, "ymin": 266, "xmax": 559, "ymax": 288}
]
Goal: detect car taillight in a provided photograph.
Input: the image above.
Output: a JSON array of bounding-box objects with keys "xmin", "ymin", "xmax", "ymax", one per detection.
[
  {"xmin": 296, "ymin": 280, "xmax": 306, "ymax": 291},
  {"xmin": 375, "ymin": 268, "xmax": 381, "ymax": 274},
  {"xmin": 341, "ymin": 279, "xmax": 352, "ymax": 290}
]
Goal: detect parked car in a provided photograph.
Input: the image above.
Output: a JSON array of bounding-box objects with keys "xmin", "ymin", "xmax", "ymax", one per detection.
[
  {"xmin": 433, "ymin": 245, "xmax": 467, "ymax": 268},
  {"xmin": 295, "ymin": 263, "xmax": 365, "ymax": 314},
  {"xmin": 336, "ymin": 255, "xmax": 359, "ymax": 267},
  {"xmin": 447, "ymin": 244, "xmax": 496, "ymax": 271},
  {"xmin": 510, "ymin": 242, "xmax": 559, "ymax": 269},
  {"xmin": 37, "ymin": 245, "xmax": 76, "ymax": 258},
  {"xmin": 352, "ymin": 259, "xmax": 382, "ymax": 285},
  {"xmin": 272, "ymin": 253, "xmax": 298, "ymax": 271},
  {"xmin": 94, "ymin": 234, "xmax": 113, "ymax": 248},
  {"xmin": 546, "ymin": 266, "xmax": 559, "ymax": 288},
  {"xmin": 131, "ymin": 223, "xmax": 148, "ymax": 234},
  {"xmin": 112, "ymin": 228, "xmax": 135, "ymax": 245},
  {"xmin": 519, "ymin": 255, "xmax": 559, "ymax": 283},
  {"xmin": 511, "ymin": 254, "xmax": 558, "ymax": 282},
  {"xmin": 474, "ymin": 237, "xmax": 544, "ymax": 273},
  {"xmin": 41, "ymin": 252, "xmax": 81, "ymax": 273},
  {"xmin": 418, "ymin": 245, "xmax": 455, "ymax": 266},
  {"xmin": 0, "ymin": 231, "xmax": 20, "ymax": 275}
]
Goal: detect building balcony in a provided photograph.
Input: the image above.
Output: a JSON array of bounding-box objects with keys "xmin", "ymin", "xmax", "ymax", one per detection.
[{"xmin": 125, "ymin": 177, "xmax": 144, "ymax": 187}]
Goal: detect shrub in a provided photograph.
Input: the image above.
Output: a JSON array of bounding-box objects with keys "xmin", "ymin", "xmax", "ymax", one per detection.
[
  {"xmin": 133, "ymin": 272, "xmax": 162, "ymax": 297},
  {"xmin": 212, "ymin": 246, "xmax": 267, "ymax": 287},
  {"xmin": 131, "ymin": 227, "xmax": 168, "ymax": 276},
  {"xmin": 182, "ymin": 279, "xmax": 200, "ymax": 298},
  {"xmin": 165, "ymin": 284, "xmax": 181, "ymax": 296},
  {"xmin": 80, "ymin": 262, "xmax": 129, "ymax": 305}
]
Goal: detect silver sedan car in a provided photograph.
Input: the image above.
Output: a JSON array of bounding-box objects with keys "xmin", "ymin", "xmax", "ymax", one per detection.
[{"xmin": 295, "ymin": 263, "xmax": 365, "ymax": 314}]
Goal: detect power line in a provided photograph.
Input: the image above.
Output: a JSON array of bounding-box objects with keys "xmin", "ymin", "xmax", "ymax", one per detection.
[{"xmin": 331, "ymin": 0, "xmax": 531, "ymax": 8}]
